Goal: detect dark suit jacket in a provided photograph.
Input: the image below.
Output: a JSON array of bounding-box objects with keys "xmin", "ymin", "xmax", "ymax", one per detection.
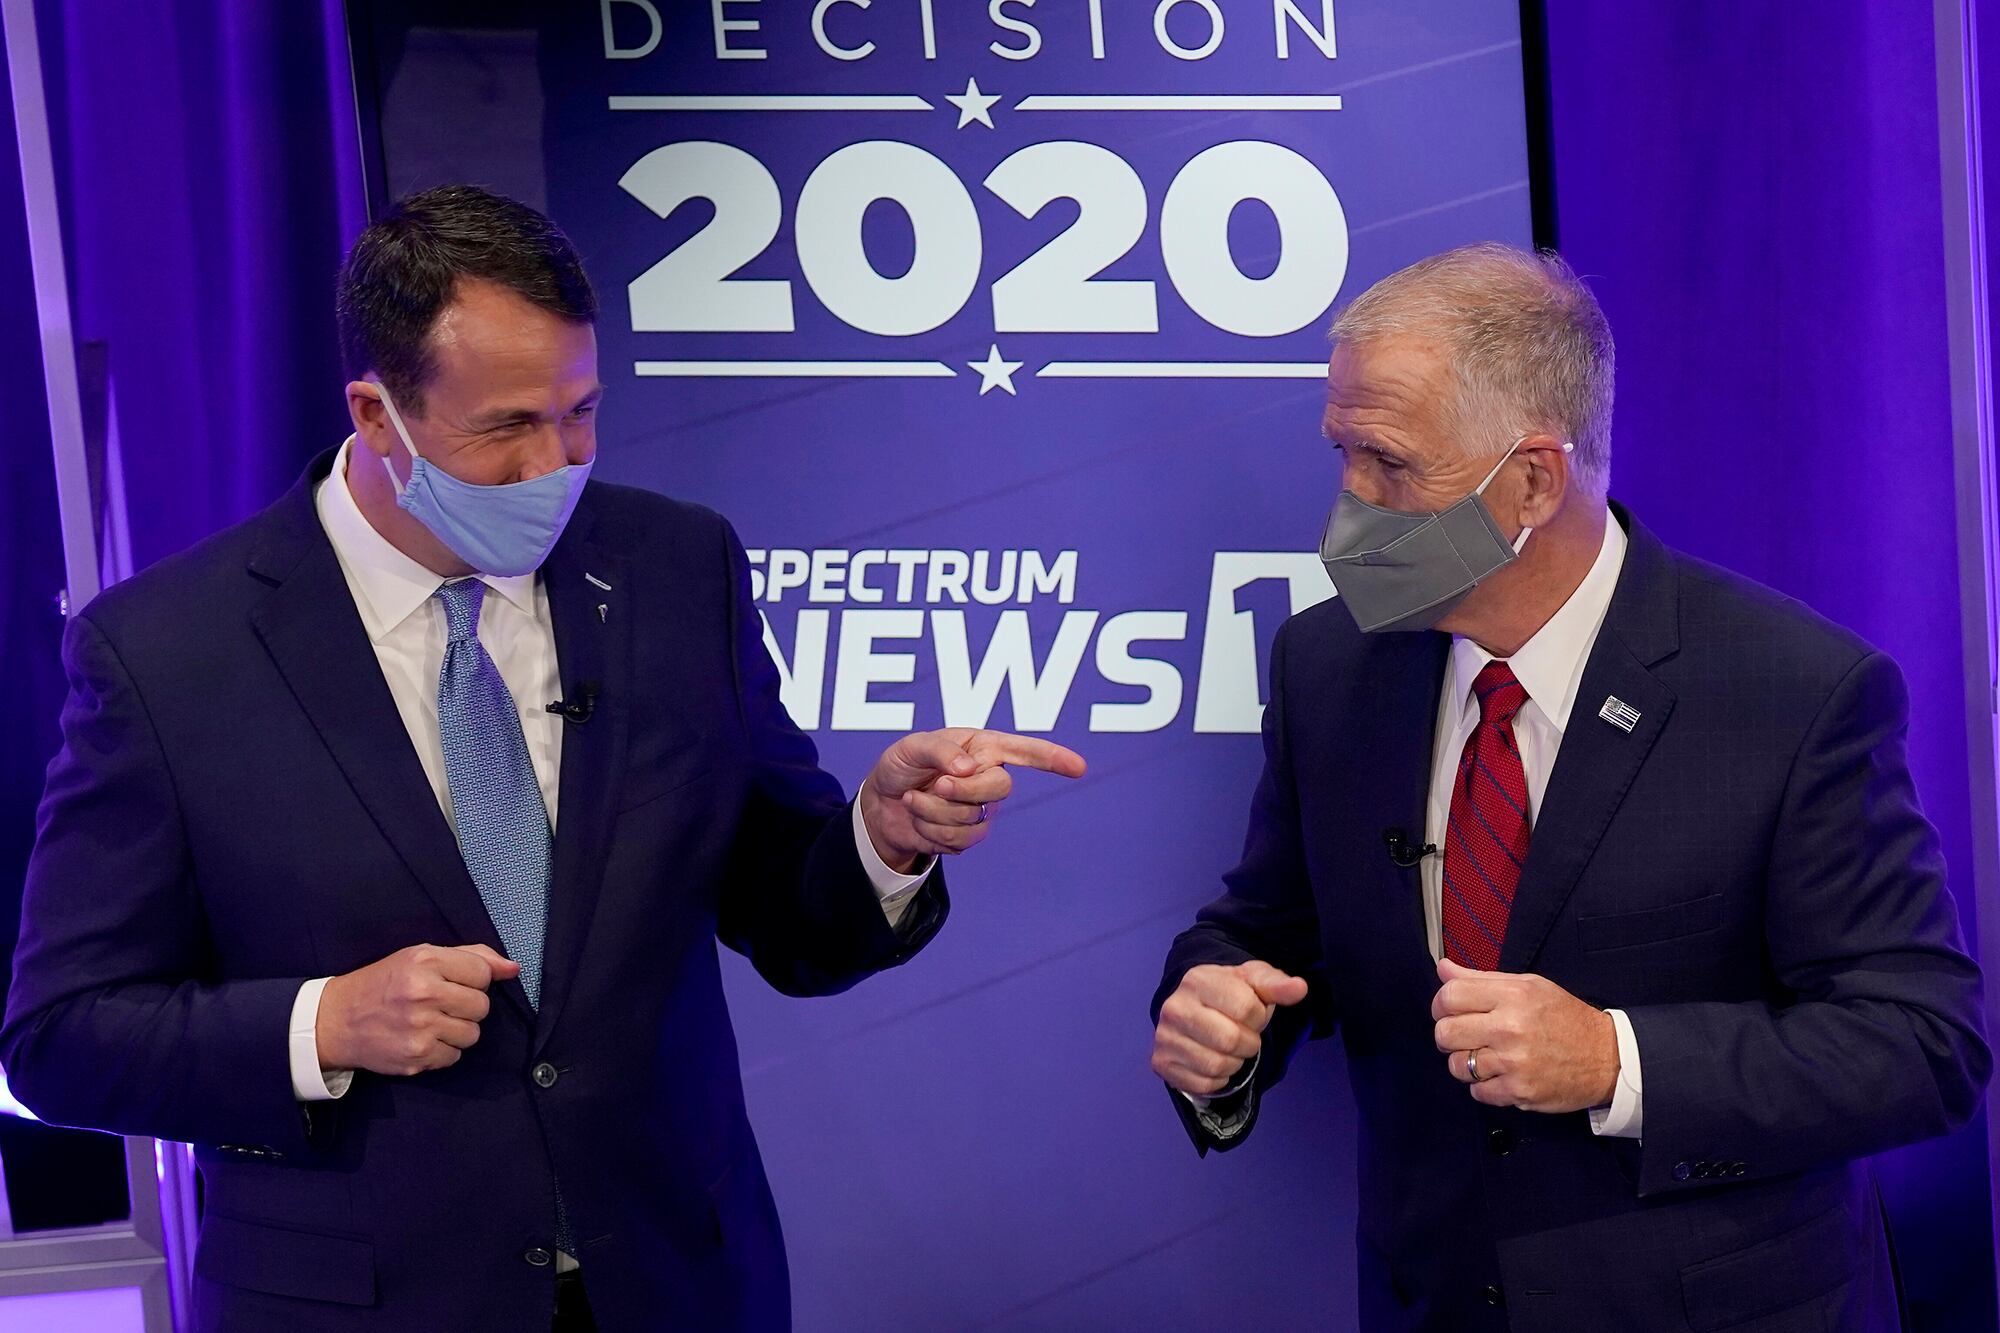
[
  {"xmin": 1155, "ymin": 505, "xmax": 1988, "ymax": 1333},
  {"xmin": 1, "ymin": 450, "xmax": 948, "ymax": 1331}
]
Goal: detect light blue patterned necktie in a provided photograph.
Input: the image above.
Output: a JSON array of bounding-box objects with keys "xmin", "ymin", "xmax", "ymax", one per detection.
[
  {"xmin": 434, "ymin": 578, "xmax": 573, "ymax": 1254},
  {"xmin": 433, "ymin": 578, "xmax": 552, "ymax": 1009}
]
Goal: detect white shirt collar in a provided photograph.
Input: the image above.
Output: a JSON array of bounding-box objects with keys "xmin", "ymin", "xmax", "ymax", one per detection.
[
  {"xmin": 314, "ymin": 436, "xmax": 540, "ymax": 643},
  {"xmin": 1448, "ymin": 515, "xmax": 1630, "ymax": 734}
]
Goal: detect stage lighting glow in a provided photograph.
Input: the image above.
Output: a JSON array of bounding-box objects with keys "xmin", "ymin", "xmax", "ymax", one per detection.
[{"xmin": 0, "ymin": 1066, "xmax": 41, "ymax": 1121}]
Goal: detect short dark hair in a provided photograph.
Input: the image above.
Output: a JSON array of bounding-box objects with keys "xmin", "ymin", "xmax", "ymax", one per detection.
[{"xmin": 335, "ymin": 185, "xmax": 597, "ymax": 412}]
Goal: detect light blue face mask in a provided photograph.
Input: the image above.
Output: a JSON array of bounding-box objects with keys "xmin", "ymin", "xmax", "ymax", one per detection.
[{"xmin": 373, "ymin": 382, "xmax": 593, "ymax": 577}]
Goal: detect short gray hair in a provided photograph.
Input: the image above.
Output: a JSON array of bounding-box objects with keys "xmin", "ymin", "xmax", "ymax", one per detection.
[{"xmin": 1328, "ymin": 243, "xmax": 1615, "ymax": 496}]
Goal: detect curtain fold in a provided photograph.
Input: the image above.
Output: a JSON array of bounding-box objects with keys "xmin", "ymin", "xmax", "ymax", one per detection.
[
  {"xmin": 46, "ymin": 0, "xmax": 364, "ymax": 572},
  {"xmin": 1544, "ymin": 3, "xmax": 1994, "ymax": 1328}
]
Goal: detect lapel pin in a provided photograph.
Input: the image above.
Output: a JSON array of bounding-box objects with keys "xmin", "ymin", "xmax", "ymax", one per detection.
[
  {"xmin": 585, "ymin": 572, "xmax": 613, "ymax": 591},
  {"xmin": 597, "ymin": 603, "xmax": 609, "ymax": 624},
  {"xmin": 1599, "ymin": 696, "xmax": 1641, "ymax": 732}
]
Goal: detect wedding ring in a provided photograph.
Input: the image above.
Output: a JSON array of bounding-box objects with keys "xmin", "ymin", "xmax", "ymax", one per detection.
[
  {"xmin": 1466, "ymin": 1050, "xmax": 1481, "ymax": 1082},
  {"xmin": 977, "ymin": 803, "xmax": 989, "ymax": 824}
]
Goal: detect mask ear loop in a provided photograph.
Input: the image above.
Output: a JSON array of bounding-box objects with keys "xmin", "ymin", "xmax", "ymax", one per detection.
[
  {"xmin": 370, "ymin": 380, "xmax": 422, "ymax": 497},
  {"xmin": 1473, "ymin": 436, "xmax": 1528, "ymax": 495},
  {"xmin": 1480, "ymin": 436, "xmax": 1577, "ymax": 553}
]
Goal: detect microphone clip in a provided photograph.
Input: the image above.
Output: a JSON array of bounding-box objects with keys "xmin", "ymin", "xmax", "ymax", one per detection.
[
  {"xmin": 546, "ymin": 682, "xmax": 599, "ymax": 724},
  {"xmin": 1382, "ymin": 827, "xmax": 1438, "ymax": 868}
]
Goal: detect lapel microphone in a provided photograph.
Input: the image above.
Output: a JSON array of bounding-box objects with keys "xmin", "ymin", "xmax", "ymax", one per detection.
[
  {"xmin": 1382, "ymin": 827, "xmax": 1438, "ymax": 868},
  {"xmin": 546, "ymin": 682, "xmax": 600, "ymax": 724}
]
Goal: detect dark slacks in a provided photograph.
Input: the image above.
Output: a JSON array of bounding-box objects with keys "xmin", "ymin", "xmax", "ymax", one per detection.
[{"xmin": 553, "ymin": 1269, "xmax": 596, "ymax": 1332}]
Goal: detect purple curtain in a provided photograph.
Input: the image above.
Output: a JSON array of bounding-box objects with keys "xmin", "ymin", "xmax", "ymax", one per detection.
[
  {"xmin": 1, "ymin": 1, "xmax": 62, "ymax": 1032},
  {"xmin": 0, "ymin": 11, "xmax": 144, "ymax": 1237},
  {"xmin": 3, "ymin": 0, "xmax": 369, "ymax": 1242},
  {"xmin": 39, "ymin": 0, "xmax": 365, "ymax": 572},
  {"xmin": 1544, "ymin": 2, "xmax": 1994, "ymax": 1326}
]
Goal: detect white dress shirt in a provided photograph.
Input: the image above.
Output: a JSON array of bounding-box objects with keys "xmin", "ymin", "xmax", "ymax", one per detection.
[
  {"xmin": 1421, "ymin": 516, "xmax": 1642, "ymax": 1138},
  {"xmin": 1192, "ymin": 516, "xmax": 1643, "ymax": 1139},
  {"xmin": 287, "ymin": 439, "xmax": 930, "ymax": 1102}
]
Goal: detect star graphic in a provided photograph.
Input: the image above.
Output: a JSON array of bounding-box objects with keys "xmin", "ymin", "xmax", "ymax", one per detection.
[
  {"xmin": 944, "ymin": 77, "xmax": 1002, "ymax": 129},
  {"xmin": 968, "ymin": 344, "xmax": 1024, "ymax": 396}
]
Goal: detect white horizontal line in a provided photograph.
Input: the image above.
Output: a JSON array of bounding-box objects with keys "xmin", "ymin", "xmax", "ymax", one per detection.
[
  {"xmin": 1351, "ymin": 180, "xmax": 1531, "ymax": 237},
  {"xmin": 1037, "ymin": 361, "xmax": 1326, "ymax": 379},
  {"xmin": 634, "ymin": 360, "xmax": 957, "ymax": 379},
  {"xmin": 1014, "ymin": 94, "xmax": 1341, "ymax": 112},
  {"xmin": 608, "ymin": 95, "xmax": 933, "ymax": 112}
]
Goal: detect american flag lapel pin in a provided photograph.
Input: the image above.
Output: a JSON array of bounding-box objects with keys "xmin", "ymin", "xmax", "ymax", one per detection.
[{"xmin": 1599, "ymin": 696, "xmax": 1641, "ymax": 732}]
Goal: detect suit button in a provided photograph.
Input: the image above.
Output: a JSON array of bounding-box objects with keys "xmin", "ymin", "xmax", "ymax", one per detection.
[
  {"xmin": 524, "ymin": 1248, "xmax": 553, "ymax": 1267},
  {"xmin": 1672, "ymin": 1161, "xmax": 1692, "ymax": 1182},
  {"xmin": 1483, "ymin": 1284, "xmax": 1505, "ymax": 1307},
  {"xmin": 1486, "ymin": 1129, "xmax": 1515, "ymax": 1157},
  {"xmin": 532, "ymin": 1062, "xmax": 559, "ymax": 1088},
  {"xmin": 1730, "ymin": 1161, "xmax": 1748, "ymax": 1177}
]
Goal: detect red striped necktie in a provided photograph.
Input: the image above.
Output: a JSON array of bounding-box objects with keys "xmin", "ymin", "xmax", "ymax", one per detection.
[{"xmin": 1442, "ymin": 661, "xmax": 1532, "ymax": 971}]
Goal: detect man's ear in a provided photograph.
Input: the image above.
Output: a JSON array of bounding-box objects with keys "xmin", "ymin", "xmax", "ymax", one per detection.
[
  {"xmin": 347, "ymin": 380, "xmax": 391, "ymax": 457},
  {"xmin": 1516, "ymin": 432, "xmax": 1570, "ymax": 526}
]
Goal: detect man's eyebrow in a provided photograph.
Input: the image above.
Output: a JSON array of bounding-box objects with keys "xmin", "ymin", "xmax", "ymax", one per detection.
[
  {"xmin": 467, "ymin": 405, "xmax": 543, "ymax": 429},
  {"xmin": 466, "ymin": 386, "xmax": 605, "ymax": 430},
  {"xmin": 1326, "ymin": 428, "xmax": 1394, "ymax": 456}
]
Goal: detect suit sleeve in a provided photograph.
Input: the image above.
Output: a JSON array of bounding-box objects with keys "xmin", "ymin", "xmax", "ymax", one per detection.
[
  {"xmin": 0, "ymin": 613, "xmax": 321, "ymax": 1153},
  {"xmin": 1625, "ymin": 650, "xmax": 1990, "ymax": 1195},
  {"xmin": 1153, "ymin": 618, "xmax": 1336, "ymax": 1153},
  {"xmin": 714, "ymin": 520, "xmax": 949, "ymax": 996}
]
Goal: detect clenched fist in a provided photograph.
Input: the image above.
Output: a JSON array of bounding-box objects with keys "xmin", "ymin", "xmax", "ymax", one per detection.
[
  {"xmin": 1151, "ymin": 960, "xmax": 1309, "ymax": 1097},
  {"xmin": 1431, "ymin": 957, "xmax": 1620, "ymax": 1112},
  {"xmin": 316, "ymin": 943, "xmax": 520, "ymax": 1077}
]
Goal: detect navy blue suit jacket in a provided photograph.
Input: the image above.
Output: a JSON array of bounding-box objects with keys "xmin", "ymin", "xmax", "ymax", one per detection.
[
  {"xmin": 2, "ymin": 451, "xmax": 949, "ymax": 1331},
  {"xmin": 1156, "ymin": 506, "xmax": 1988, "ymax": 1332}
]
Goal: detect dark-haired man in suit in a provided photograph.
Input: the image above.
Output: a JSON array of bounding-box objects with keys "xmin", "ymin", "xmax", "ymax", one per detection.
[
  {"xmin": 1150, "ymin": 242, "xmax": 1988, "ymax": 1331},
  {"xmin": 3, "ymin": 185, "xmax": 1085, "ymax": 1331}
]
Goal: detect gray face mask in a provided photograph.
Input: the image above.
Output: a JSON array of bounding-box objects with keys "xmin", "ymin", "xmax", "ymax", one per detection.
[{"xmin": 1319, "ymin": 437, "xmax": 1566, "ymax": 634}]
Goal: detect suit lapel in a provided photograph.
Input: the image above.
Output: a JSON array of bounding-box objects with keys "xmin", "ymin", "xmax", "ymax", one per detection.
[
  {"xmin": 531, "ymin": 506, "xmax": 632, "ymax": 1051},
  {"xmin": 246, "ymin": 458, "xmax": 532, "ymax": 1021},
  {"xmin": 1499, "ymin": 507, "xmax": 1680, "ymax": 973}
]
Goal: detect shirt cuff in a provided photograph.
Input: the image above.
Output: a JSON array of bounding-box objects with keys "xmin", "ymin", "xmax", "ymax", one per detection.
[
  {"xmin": 289, "ymin": 978, "xmax": 354, "ymax": 1102},
  {"xmin": 1179, "ymin": 1050, "xmax": 1260, "ymax": 1141},
  {"xmin": 1587, "ymin": 1007, "xmax": 1643, "ymax": 1139},
  {"xmin": 1182, "ymin": 1049, "xmax": 1260, "ymax": 1110},
  {"xmin": 851, "ymin": 788, "xmax": 935, "ymax": 928}
]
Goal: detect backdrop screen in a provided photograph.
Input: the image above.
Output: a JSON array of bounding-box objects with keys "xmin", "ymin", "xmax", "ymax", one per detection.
[{"xmin": 350, "ymin": 2, "xmax": 1546, "ymax": 1324}]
